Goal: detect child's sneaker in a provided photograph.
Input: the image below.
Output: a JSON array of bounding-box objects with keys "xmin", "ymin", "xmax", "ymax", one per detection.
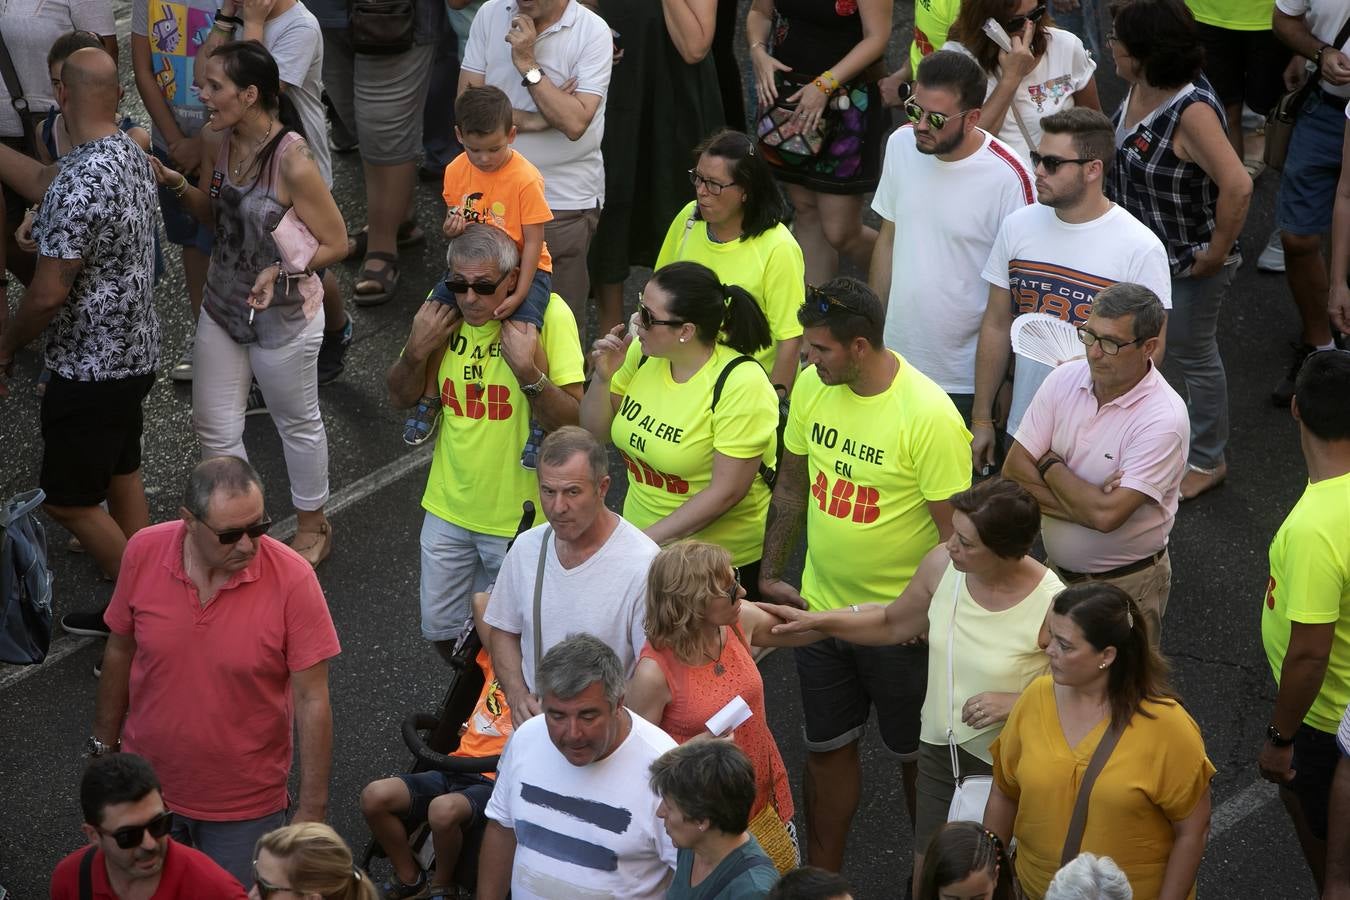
[
  {"xmin": 521, "ymin": 419, "xmax": 546, "ymax": 469},
  {"xmin": 378, "ymin": 869, "xmax": 428, "ymax": 899},
  {"xmin": 404, "ymin": 395, "xmax": 442, "ymax": 446}
]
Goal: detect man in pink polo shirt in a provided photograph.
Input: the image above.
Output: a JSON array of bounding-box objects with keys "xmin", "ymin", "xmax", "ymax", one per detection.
[
  {"xmin": 1002, "ymin": 282, "xmax": 1187, "ymax": 642},
  {"xmin": 90, "ymin": 456, "xmax": 341, "ymax": 886}
]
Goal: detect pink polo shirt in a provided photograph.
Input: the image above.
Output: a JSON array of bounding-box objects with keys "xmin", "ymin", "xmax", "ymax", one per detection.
[
  {"xmin": 1014, "ymin": 360, "xmax": 1187, "ymax": 572},
  {"xmin": 104, "ymin": 521, "xmax": 341, "ymax": 821}
]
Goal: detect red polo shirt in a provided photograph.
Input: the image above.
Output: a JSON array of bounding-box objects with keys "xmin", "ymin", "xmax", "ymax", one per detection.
[
  {"xmin": 50, "ymin": 838, "xmax": 248, "ymax": 899},
  {"xmin": 104, "ymin": 521, "xmax": 341, "ymax": 820}
]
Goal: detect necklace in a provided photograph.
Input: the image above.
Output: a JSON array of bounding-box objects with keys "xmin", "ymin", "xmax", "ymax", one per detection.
[
  {"xmin": 231, "ymin": 119, "xmax": 274, "ymax": 181},
  {"xmin": 701, "ymin": 627, "xmax": 726, "ymax": 677}
]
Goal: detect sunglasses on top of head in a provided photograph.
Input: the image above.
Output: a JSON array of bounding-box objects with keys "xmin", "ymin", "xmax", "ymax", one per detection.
[
  {"xmin": 806, "ymin": 285, "xmax": 872, "ymax": 321},
  {"xmin": 99, "ymin": 810, "xmax": 173, "ymax": 850},
  {"xmin": 1006, "ymin": 4, "xmax": 1047, "ymax": 33}
]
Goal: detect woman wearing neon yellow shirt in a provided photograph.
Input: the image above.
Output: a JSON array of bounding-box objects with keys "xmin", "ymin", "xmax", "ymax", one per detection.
[{"xmin": 582, "ymin": 261, "xmax": 778, "ymax": 592}]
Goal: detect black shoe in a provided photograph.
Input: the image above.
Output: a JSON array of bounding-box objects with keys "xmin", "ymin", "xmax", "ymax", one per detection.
[
  {"xmin": 317, "ymin": 314, "xmax": 353, "ymax": 385},
  {"xmin": 1271, "ymin": 342, "xmax": 1316, "ymax": 407},
  {"xmin": 62, "ymin": 608, "xmax": 110, "ymax": 637},
  {"xmin": 245, "ymin": 382, "xmax": 268, "ymax": 417}
]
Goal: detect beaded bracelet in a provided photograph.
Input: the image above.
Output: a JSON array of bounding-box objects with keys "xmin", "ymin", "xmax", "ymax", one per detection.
[{"xmin": 813, "ymin": 69, "xmax": 840, "ymax": 94}]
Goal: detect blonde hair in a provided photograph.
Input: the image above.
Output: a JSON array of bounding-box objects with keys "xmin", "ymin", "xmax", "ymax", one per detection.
[
  {"xmin": 255, "ymin": 823, "xmax": 379, "ymax": 900},
  {"xmin": 645, "ymin": 542, "xmax": 734, "ymax": 665}
]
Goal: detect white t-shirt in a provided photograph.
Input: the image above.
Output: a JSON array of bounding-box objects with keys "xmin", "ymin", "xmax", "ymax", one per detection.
[
  {"xmin": 947, "ymin": 28, "xmax": 1096, "ymax": 161},
  {"xmin": 257, "ymin": 4, "xmax": 332, "ymax": 186},
  {"xmin": 872, "ymin": 126, "xmax": 1035, "ymax": 394},
  {"xmin": 485, "ymin": 517, "xmax": 657, "ymax": 690},
  {"xmin": 0, "ymin": 0, "xmax": 114, "ymax": 137},
  {"xmin": 462, "ymin": 0, "xmax": 612, "ymax": 208},
  {"xmin": 485, "ymin": 710, "xmax": 678, "ymax": 900},
  {"xmin": 1278, "ymin": 0, "xmax": 1350, "ymax": 99},
  {"xmin": 982, "ymin": 202, "xmax": 1172, "ymax": 433}
]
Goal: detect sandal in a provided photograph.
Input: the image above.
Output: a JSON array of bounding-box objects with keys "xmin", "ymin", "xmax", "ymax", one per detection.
[
  {"xmin": 1179, "ymin": 462, "xmax": 1227, "ymax": 502},
  {"xmin": 344, "ymin": 220, "xmax": 424, "ymax": 262},
  {"xmin": 403, "ymin": 395, "xmax": 442, "ymax": 446},
  {"xmin": 353, "ymin": 251, "xmax": 400, "ymax": 307},
  {"xmin": 290, "ymin": 520, "xmax": 334, "ymax": 569}
]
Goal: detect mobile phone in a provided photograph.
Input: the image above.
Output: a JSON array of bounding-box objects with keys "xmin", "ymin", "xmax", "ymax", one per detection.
[{"xmin": 982, "ymin": 17, "xmax": 1013, "ymax": 53}]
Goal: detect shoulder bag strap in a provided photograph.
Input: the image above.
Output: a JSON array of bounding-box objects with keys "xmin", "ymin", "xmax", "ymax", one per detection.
[
  {"xmin": 700, "ymin": 850, "xmax": 777, "ymax": 897},
  {"xmin": 531, "ymin": 526, "xmax": 553, "ymax": 679},
  {"xmin": 78, "ymin": 844, "xmax": 97, "ymax": 900},
  {"xmin": 946, "ymin": 571, "xmax": 964, "ymax": 782},
  {"xmin": 1008, "ymin": 101, "xmax": 1037, "ymax": 154},
  {"xmin": 0, "ymin": 29, "xmax": 36, "ymax": 155},
  {"xmin": 709, "ymin": 355, "xmax": 760, "ymax": 412},
  {"xmin": 1060, "ymin": 718, "xmax": 1126, "ymax": 865}
]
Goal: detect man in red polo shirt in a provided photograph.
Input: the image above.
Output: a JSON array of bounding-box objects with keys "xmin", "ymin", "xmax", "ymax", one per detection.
[
  {"xmin": 89, "ymin": 456, "xmax": 341, "ymax": 886},
  {"xmin": 51, "ymin": 754, "xmax": 245, "ymax": 899}
]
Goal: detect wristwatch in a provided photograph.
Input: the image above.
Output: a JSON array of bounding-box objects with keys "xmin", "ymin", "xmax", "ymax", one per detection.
[
  {"xmin": 1036, "ymin": 455, "xmax": 1063, "ymax": 479},
  {"xmin": 87, "ymin": 736, "xmax": 120, "ymax": 757},
  {"xmin": 521, "ymin": 371, "xmax": 549, "ymax": 397},
  {"xmin": 521, "ymin": 67, "xmax": 543, "ymax": 87},
  {"xmin": 1315, "ymin": 45, "xmax": 1334, "ymax": 67},
  {"xmin": 1266, "ymin": 724, "xmax": 1295, "ymax": 748}
]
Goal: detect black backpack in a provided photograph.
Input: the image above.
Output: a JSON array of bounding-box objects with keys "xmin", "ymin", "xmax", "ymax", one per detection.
[{"xmin": 1, "ymin": 489, "xmax": 54, "ymax": 665}]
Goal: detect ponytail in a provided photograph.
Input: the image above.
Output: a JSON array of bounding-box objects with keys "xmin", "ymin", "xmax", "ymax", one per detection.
[
  {"xmin": 721, "ymin": 283, "xmax": 771, "ymax": 356},
  {"xmin": 648, "ymin": 262, "xmax": 771, "ymax": 355}
]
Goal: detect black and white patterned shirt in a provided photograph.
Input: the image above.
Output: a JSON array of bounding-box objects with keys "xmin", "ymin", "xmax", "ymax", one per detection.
[{"xmin": 34, "ymin": 130, "xmax": 160, "ymax": 381}]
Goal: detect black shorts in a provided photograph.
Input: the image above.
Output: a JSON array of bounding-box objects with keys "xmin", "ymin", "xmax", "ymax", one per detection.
[
  {"xmin": 40, "ymin": 373, "xmax": 154, "ymax": 507},
  {"xmin": 1195, "ymin": 22, "xmax": 1292, "ymax": 117},
  {"xmin": 1288, "ymin": 723, "xmax": 1339, "ymax": 841},
  {"xmin": 793, "ymin": 637, "xmax": 927, "ymax": 758},
  {"xmin": 398, "ymin": 770, "xmax": 495, "ymax": 831}
]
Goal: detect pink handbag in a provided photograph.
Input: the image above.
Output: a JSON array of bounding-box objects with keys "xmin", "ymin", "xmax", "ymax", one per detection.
[{"xmin": 269, "ymin": 207, "xmax": 322, "ymax": 308}]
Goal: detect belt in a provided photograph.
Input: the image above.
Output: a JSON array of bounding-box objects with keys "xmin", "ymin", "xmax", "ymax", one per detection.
[
  {"xmin": 1056, "ymin": 548, "xmax": 1166, "ymax": 583},
  {"xmin": 1317, "ymin": 86, "xmax": 1349, "ymax": 108}
]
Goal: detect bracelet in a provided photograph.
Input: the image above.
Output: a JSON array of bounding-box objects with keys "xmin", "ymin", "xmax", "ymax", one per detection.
[
  {"xmin": 212, "ymin": 19, "xmax": 235, "ymax": 34},
  {"xmin": 750, "ymin": 40, "xmax": 767, "ymax": 52},
  {"xmin": 215, "ymin": 11, "xmax": 243, "ymax": 25},
  {"xmin": 813, "ymin": 69, "xmax": 840, "ymax": 94},
  {"xmin": 971, "ymin": 417, "xmax": 996, "ymax": 428},
  {"xmin": 1036, "ymin": 456, "xmax": 1063, "ymax": 479},
  {"xmin": 171, "ymin": 174, "xmax": 189, "ymax": 197}
]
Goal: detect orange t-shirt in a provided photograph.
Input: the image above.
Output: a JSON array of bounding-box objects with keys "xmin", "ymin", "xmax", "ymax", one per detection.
[
  {"xmin": 454, "ymin": 649, "xmax": 513, "ymax": 777},
  {"xmin": 441, "ymin": 149, "xmax": 553, "ymax": 272}
]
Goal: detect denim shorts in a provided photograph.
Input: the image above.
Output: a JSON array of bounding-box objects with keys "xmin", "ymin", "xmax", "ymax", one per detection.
[
  {"xmin": 398, "ymin": 770, "xmax": 495, "ymax": 830},
  {"xmin": 1276, "ymin": 91, "xmax": 1348, "ymax": 236},
  {"xmin": 793, "ymin": 637, "xmax": 927, "ymax": 759},
  {"xmin": 152, "ymin": 144, "xmax": 214, "ymax": 253}
]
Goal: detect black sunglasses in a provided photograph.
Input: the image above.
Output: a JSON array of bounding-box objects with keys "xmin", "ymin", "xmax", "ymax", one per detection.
[
  {"xmin": 200, "ymin": 515, "xmax": 272, "ymax": 545},
  {"xmin": 100, "ymin": 810, "xmax": 173, "ymax": 849},
  {"xmin": 443, "ymin": 270, "xmax": 510, "ymax": 296},
  {"xmin": 726, "ymin": 567, "xmax": 741, "ymax": 601},
  {"xmin": 1030, "ymin": 151, "xmax": 1094, "ymax": 174},
  {"xmin": 903, "ymin": 98, "xmax": 972, "ymax": 131},
  {"xmin": 252, "ymin": 861, "xmax": 296, "ymax": 898},
  {"xmin": 1006, "ymin": 4, "xmax": 1047, "ymax": 32},
  {"xmin": 638, "ymin": 301, "xmax": 686, "ymax": 329}
]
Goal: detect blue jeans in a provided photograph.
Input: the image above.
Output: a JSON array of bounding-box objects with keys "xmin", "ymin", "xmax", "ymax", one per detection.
[
  {"xmin": 170, "ymin": 808, "xmax": 287, "ymax": 887},
  {"xmin": 1053, "ymin": 0, "xmax": 1103, "ymax": 60},
  {"xmin": 1167, "ymin": 261, "xmax": 1236, "ymax": 469}
]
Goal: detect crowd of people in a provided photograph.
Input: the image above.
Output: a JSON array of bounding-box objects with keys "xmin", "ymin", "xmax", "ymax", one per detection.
[{"xmin": 3, "ymin": 0, "xmax": 1350, "ymax": 897}]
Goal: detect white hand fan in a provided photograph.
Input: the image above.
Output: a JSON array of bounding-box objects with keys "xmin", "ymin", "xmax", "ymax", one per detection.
[{"xmin": 1010, "ymin": 313, "xmax": 1085, "ymax": 368}]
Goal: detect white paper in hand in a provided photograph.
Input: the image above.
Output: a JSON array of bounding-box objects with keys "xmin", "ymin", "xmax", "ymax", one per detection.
[{"xmin": 706, "ymin": 695, "xmax": 753, "ymax": 737}]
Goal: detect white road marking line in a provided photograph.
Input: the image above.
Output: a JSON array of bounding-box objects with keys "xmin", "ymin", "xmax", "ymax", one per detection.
[
  {"xmin": 1209, "ymin": 778, "xmax": 1280, "ymax": 839},
  {"xmin": 0, "ymin": 445, "xmax": 434, "ymax": 692}
]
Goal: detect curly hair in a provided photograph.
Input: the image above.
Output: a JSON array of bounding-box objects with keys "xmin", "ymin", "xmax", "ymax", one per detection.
[{"xmin": 644, "ymin": 542, "xmax": 736, "ymax": 666}]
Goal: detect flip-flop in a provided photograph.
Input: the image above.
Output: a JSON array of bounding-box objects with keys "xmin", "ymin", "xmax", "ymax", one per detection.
[
  {"xmin": 353, "ymin": 251, "xmax": 400, "ymax": 307},
  {"xmin": 345, "ymin": 220, "xmax": 424, "ymax": 262}
]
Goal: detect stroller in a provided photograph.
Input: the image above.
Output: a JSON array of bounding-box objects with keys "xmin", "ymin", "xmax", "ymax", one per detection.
[{"xmin": 361, "ymin": 502, "xmax": 536, "ymax": 890}]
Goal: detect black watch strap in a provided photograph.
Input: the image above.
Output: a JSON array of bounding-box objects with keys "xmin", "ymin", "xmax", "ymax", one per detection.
[{"xmin": 1267, "ymin": 724, "xmax": 1295, "ymax": 747}]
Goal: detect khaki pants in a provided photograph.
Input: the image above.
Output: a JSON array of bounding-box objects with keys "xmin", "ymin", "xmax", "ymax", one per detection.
[
  {"xmin": 545, "ymin": 205, "xmax": 601, "ymax": 334},
  {"xmin": 1054, "ymin": 549, "xmax": 1172, "ymax": 646}
]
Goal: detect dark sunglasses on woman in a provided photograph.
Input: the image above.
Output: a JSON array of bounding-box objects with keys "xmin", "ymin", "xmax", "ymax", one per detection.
[{"xmin": 1006, "ymin": 4, "xmax": 1047, "ymax": 33}]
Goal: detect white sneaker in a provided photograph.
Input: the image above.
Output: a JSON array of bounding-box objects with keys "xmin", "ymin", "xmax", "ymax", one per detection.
[
  {"xmin": 1257, "ymin": 231, "xmax": 1285, "ymax": 273},
  {"xmin": 169, "ymin": 339, "xmax": 194, "ymax": 382}
]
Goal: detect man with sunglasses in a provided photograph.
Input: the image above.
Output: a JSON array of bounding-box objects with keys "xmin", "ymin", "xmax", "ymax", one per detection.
[
  {"xmin": 90, "ymin": 456, "xmax": 341, "ymax": 887},
  {"xmin": 1003, "ymin": 283, "xmax": 1187, "ymax": 643},
  {"xmin": 870, "ymin": 50, "xmax": 1034, "ymax": 429},
  {"xmin": 51, "ymin": 754, "xmax": 245, "ymax": 899}
]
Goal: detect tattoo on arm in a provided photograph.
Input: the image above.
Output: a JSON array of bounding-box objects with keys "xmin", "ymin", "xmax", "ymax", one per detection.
[{"xmin": 760, "ymin": 453, "xmax": 808, "ymax": 580}]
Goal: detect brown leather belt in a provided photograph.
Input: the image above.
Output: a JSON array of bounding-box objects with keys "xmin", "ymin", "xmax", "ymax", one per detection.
[{"xmin": 1056, "ymin": 548, "xmax": 1167, "ymax": 583}]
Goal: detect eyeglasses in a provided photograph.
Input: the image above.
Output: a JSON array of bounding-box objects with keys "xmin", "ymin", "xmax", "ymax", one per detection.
[
  {"xmin": 806, "ymin": 285, "xmax": 871, "ymax": 322},
  {"xmin": 689, "ymin": 169, "xmax": 735, "ymax": 196},
  {"xmin": 1077, "ymin": 326, "xmax": 1144, "ymax": 355},
  {"xmin": 199, "ymin": 515, "xmax": 272, "ymax": 545},
  {"xmin": 1029, "ymin": 151, "xmax": 1094, "ymax": 174},
  {"xmin": 443, "ymin": 270, "xmax": 510, "ymax": 296},
  {"xmin": 638, "ymin": 301, "xmax": 686, "ymax": 329},
  {"xmin": 904, "ymin": 98, "xmax": 972, "ymax": 130},
  {"xmin": 1006, "ymin": 4, "xmax": 1047, "ymax": 33},
  {"xmin": 99, "ymin": 810, "xmax": 173, "ymax": 850},
  {"xmin": 725, "ymin": 567, "xmax": 741, "ymax": 601},
  {"xmin": 252, "ymin": 861, "xmax": 297, "ymax": 898}
]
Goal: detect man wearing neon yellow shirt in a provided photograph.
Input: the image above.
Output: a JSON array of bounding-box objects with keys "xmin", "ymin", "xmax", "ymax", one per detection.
[
  {"xmin": 759, "ymin": 277, "xmax": 972, "ymax": 871},
  {"xmin": 386, "ymin": 225, "xmax": 586, "ymax": 663},
  {"xmin": 1187, "ymin": 0, "xmax": 1289, "ymax": 160},
  {"xmin": 878, "ymin": 0, "xmax": 962, "ymax": 106}
]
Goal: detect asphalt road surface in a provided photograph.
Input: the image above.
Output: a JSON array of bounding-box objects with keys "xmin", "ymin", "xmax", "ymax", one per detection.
[{"xmin": 0, "ymin": 5, "xmax": 1331, "ymax": 898}]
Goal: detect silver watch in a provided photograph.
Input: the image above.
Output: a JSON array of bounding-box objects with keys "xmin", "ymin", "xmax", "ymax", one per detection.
[{"xmin": 87, "ymin": 736, "xmax": 120, "ymax": 757}]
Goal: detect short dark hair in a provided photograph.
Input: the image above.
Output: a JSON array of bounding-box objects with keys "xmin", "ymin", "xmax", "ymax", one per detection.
[
  {"xmin": 81, "ymin": 754, "xmax": 161, "ymax": 827},
  {"xmin": 456, "ymin": 85, "xmax": 514, "ymax": 136},
  {"xmin": 1109, "ymin": 0, "xmax": 1204, "ymax": 89},
  {"xmin": 649, "ymin": 261, "xmax": 771, "ymax": 355},
  {"xmin": 1090, "ymin": 282, "xmax": 1166, "ymax": 341},
  {"xmin": 48, "ymin": 30, "xmax": 104, "ymax": 68},
  {"xmin": 915, "ymin": 48, "xmax": 988, "ymax": 112},
  {"xmin": 1294, "ymin": 350, "xmax": 1350, "ymax": 441},
  {"xmin": 767, "ymin": 866, "xmax": 854, "ymax": 900},
  {"xmin": 183, "ymin": 456, "xmax": 263, "ymax": 520},
  {"xmin": 797, "ymin": 277, "xmax": 885, "ymax": 349},
  {"xmin": 693, "ymin": 129, "xmax": 786, "ymax": 239},
  {"xmin": 648, "ymin": 739, "xmax": 756, "ymax": 834},
  {"xmin": 949, "ymin": 478, "xmax": 1041, "ymax": 559},
  {"xmin": 1039, "ymin": 107, "xmax": 1116, "ymax": 174}
]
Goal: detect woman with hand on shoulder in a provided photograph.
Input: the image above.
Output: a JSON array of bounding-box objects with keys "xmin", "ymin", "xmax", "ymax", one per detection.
[
  {"xmin": 945, "ymin": 0, "xmax": 1100, "ymax": 161},
  {"xmin": 581, "ymin": 262, "xmax": 779, "ymax": 587},
  {"xmin": 150, "ymin": 41, "xmax": 346, "ymax": 567},
  {"xmin": 761, "ymin": 478, "xmax": 1062, "ymax": 895},
  {"xmin": 983, "ymin": 584, "xmax": 1214, "ymax": 900}
]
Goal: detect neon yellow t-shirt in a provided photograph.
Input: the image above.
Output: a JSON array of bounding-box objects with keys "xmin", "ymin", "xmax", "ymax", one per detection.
[
  {"xmin": 1185, "ymin": 0, "xmax": 1274, "ymax": 31},
  {"xmin": 609, "ymin": 341, "xmax": 778, "ymax": 565},
  {"xmin": 654, "ymin": 202, "xmax": 805, "ymax": 379},
  {"xmin": 421, "ymin": 294, "xmax": 586, "ymax": 537},
  {"xmin": 1261, "ymin": 471, "xmax": 1350, "ymax": 734},
  {"xmin": 783, "ymin": 354, "xmax": 972, "ymax": 610},
  {"xmin": 911, "ymin": 0, "xmax": 961, "ymax": 72}
]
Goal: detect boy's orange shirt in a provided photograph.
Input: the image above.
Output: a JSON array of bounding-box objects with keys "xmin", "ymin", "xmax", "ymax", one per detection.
[
  {"xmin": 442, "ymin": 149, "xmax": 553, "ymax": 272},
  {"xmin": 453, "ymin": 648, "xmax": 513, "ymax": 776}
]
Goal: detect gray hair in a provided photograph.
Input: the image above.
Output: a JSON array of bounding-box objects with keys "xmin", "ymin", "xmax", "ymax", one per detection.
[
  {"xmin": 1090, "ymin": 282, "xmax": 1165, "ymax": 341},
  {"xmin": 1045, "ymin": 854, "xmax": 1133, "ymax": 900},
  {"xmin": 446, "ymin": 224, "xmax": 520, "ymax": 274},
  {"xmin": 535, "ymin": 633, "xmax": 625, "ymax": 708},
  {"xmin": 183, "ymin": 457, "xmax": 263, "ymax": 519},
  {"xmin": 538, "ymin": 426, "xmax": 609, "ymax": 485}
]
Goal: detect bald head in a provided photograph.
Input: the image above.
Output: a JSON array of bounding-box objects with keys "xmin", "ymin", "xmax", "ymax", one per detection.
[{"xmin": 60, "ymin": 47, "xmax": 120, "ymax": 116}]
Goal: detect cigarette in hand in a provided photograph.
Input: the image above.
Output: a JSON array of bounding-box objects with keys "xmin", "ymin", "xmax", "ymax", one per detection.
[{"xmin": 249, "ymin": 308, "xmax": 255, "ymax": 325}]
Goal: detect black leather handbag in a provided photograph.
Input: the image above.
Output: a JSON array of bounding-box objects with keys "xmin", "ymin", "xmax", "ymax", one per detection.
[{"xmin": 350, "ymin": 0, "xmax": 415, "ymax": 55}]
